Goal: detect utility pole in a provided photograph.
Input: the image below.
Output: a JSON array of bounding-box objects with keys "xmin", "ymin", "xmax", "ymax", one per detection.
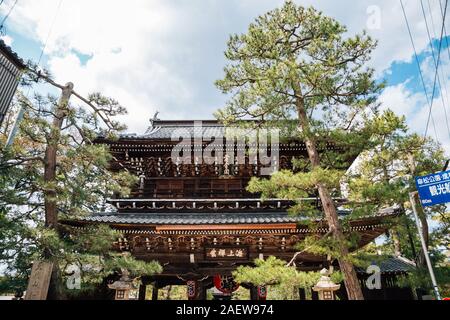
[
  {"xmin": 409, "ymin": 192, "xmax": 441, "ymax": 300},
  {"xmin": 407, "ymin": 152, "xmax": 441, "ymax": 300}
]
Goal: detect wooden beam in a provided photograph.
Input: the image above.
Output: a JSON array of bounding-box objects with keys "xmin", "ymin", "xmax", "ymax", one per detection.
[
  {"xmin": 156, "ymin": 223, "xmax": 297, "ymax": 231},
  {"xmin": 138, "ymin": 284, "xmax": 147, "ymax": 301}
]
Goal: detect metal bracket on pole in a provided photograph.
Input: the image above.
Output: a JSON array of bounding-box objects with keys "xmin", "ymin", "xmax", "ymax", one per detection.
[
  {"xmin": 443, "ymin": 159, "xmax": 450, "ymax": 172},
  {"xmin": 5, "ymin": 105, "xmax": 25, "ymax": 147},
  {"xmin": 408, "ymin": 191, "xmax": 442, "ymax": 300}
]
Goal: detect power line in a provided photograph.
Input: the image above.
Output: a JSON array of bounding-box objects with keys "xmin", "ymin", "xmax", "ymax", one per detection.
[
  {"xmin": 400, "ymin": 0, "xmax": 439, "ymax": 141},
  {"xmin": 37, "ymin": 0, "xmax": 63, "ymax": 65},
  {"xmin": 424, "ymin": 0, "xmax": 448, "ymax": 137},
  {"xmin": 438, "ymin": 0, "xmax": 450, "ymax": 63},
  {"xmin": 430, "ymin": 0, "xmax": 450, "ymax": 112},
  {"xmin": 6, "ymin": 0, "xmax": 64, "ymax": 146},
  {"xmin": 420, "ymin": 0, "xmax": 450, "ymax": 139},
  {"xmin": 437, "ymin": 0, "xmax": 450, "ymax": 118},
  {"xmin": 0, "ymin": 0, "xmax": 18, "ymax": 31}
]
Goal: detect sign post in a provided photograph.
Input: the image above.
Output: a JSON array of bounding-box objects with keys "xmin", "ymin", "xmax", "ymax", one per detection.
[
  {"xmin": 409, "ymin": 192, "xmax": 441, "ymax": 300},
  {"xmin": 24, "ymin": 261, "xmax": 54, "ymax": 300},
  {"xmin": 412, "ymin": 170, "xmax": 449, "ymax": 300}
]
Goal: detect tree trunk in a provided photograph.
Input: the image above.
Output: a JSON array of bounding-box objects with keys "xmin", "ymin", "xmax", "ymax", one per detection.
[
  {"xmin": 46, "ymin": 263, "xmax": 66, "ymax": 300},
  {"xmin": 416, "ymin": 201, "xmax": 430, "ymax": 268},
  {"xmin": 139, "ymin": 284, "xmax": 147, "ymax": 300},
  {"xmin": 43, "ymin": 82, "xmax": 74, "ymax": 300},
  {"xmin": 296, "ymin": 95, "xmax": 364, "ymax": 300},
  {"xmin": 44, "ymin": 83, "xmax": 74, "ymax": 228},
  {"xmin": 381, "ymin": 164, "xmax": 403, "ymax": 257},
  {"xmin": 391, "ymin": 229, "xmax": 402, "ymax": 257},
  {"xmin": 401, "ymin": 206, "xmax": 418, "ymax": 262}
]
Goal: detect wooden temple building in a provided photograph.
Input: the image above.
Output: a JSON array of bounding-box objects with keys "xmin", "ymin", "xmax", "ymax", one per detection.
[{"xmin": 62, "ymin": 119, "xmax": 415, "ymax": 300}]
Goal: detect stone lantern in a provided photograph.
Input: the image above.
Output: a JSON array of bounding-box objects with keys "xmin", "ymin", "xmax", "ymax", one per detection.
[
  {"xmin": 108, "ymin": 270, "xmax": 139, "ymax": 300},
  {"xmin": 312, "ymin": 268, "xmax": 341, "ymax": 301}
]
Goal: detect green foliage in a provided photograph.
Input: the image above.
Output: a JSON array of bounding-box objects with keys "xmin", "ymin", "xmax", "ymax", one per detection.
[
  {"xmin": 346, "ymin": 110, "xmax": 449, "ymax": 268},
  {"xmin": 247, "ymin": 168, "xmax": 345, "ymax": 219},
  {"xmin": 215, "ymin": 1, "xmax": 386, "ymax": 269},
  {"xmin": 0, "ymin": 69, "xmax": 160, "ymax": 296},
  {"xmin": 233, "ymin": 256, "xmax": 342, "ymax": 300},
  {"xmin": 397, "ymin": 267, "xmax": 450, "ymax": 297},
  {"xmin": 103, "ymin": 253, "xmax": 162, "ymax": 278},
  {"xmin": 214, "ymin": 2, "xmax": 449, "ymax": 295},
  {"xmin": 248, "ymin": 168, "xmax": 343, "ymax": 197},
  {"xmin": 215, "ymin": 1, "xmax": 382, "ymax": 145}
]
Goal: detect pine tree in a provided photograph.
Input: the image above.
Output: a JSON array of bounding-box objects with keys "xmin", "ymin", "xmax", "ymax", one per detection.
[
  {"xmin": 346, "ymin": 110, "xmax": 449, "ymax": 295},
  {"xmin": 0, "ymin": 68, "xmax": 161, "ymax": 299},
  {"xmin": 215, "ymin": 1, "xmax": 383, "ymax": 299}
]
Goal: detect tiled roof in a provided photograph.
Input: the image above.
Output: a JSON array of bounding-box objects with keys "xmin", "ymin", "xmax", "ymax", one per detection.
[
  {"xmin": 144, "ymin": 124, "xmax": 226, "ymax": 139},
  {"xmin": 356, "ymin": 257, "xmax": 416, "ymax": 274},
  {"xmin": 73, "ymin": 212, "xmax": 304, "ymax": 225},
  {"xmin": 118, "ymin": 120, "xmax": 272, "ymax": 140},
  {"xmin": 121, "ymin": 121, "xmax": 243, "ymax": 140},
  {"xmin": 68, "ymin": 207, "xmax": 398, "ymax": 226}
]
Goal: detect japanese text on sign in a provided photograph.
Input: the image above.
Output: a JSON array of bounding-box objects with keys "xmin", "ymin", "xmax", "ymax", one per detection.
[
  {"xmin": 416, "ymin": 170, "xmax": 450, "ymax": 206},
  {"xmin": 205, "ymin": 247, "xmax": 248, "ymax": 260}
]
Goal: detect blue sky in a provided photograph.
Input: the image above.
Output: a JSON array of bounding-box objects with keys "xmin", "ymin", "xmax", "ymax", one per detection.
[{"xmin": 2, "ymin": 0, "xmax": 450, "ymax": 153}]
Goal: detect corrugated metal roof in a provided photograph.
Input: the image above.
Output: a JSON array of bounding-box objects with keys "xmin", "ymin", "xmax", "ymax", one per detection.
[{"xmin": 0, "ymin": 41, "xmax": 24, "ymax": 127}]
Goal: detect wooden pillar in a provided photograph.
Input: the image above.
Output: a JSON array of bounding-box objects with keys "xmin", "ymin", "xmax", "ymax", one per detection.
[
  {"xmin": 338, "ymin": 282, "xmax": 349, "ymax": 300},
  {"xmin": 298, "ymin": 288, "xmax": 306, "ymax": 300},
  {"xmin": 152, "ymin": 282, "xmax": 159, "ymax": 301},
  {"xmin": 197, "ymin": 281, "xmax": 207, "ymax": 300},
  {"xmin": 311, "ymin": 288, "xmax": 319, "ymax": 300},
  {"xmin": 138, "ymin": 284, "xmax": 147, "ymax": 301},
  {"xmin": 250, "ymin": 286, "xmax": 258, "ymax": 301}
]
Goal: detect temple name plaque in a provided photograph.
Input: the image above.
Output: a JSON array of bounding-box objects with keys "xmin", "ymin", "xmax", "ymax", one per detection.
[{"xmin": 205, "ymin": 247, "xmax": 249, "ymax": 261}]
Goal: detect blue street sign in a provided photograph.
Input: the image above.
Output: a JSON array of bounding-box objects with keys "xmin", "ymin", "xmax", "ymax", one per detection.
[{"xmin": 415, "ymin": 170, "xmax": 450, "ymax": 207}]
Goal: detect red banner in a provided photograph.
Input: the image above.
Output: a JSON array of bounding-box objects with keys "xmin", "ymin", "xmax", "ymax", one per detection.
[{"xmin": 213, "ymin": 275, "xmax": 239, "ymax": 294}]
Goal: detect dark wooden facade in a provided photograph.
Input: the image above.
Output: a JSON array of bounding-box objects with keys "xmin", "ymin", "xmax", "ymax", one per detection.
[{"xmin": 62, "ymin": 120, "xmax": 411, "ymax": 300}]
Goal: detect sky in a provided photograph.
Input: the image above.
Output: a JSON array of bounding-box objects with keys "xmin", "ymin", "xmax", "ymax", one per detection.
[{"xmin": 1, "ymin": 0, "xmax": 450, "ymax": 154}]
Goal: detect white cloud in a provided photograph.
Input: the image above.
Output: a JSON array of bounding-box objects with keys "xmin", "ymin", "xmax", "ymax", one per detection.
[
  {"xmin": 379, "ymin": 77, "xmax": 450, "ymax": 153},
  {"xmin": 0, "ymin": 35, "xmax": 13, "ymax": 46},
  {"xmin": 379, "ymin": 80, "xmax": 426, "ymax": 117},
  {"xmin": 2, "ymin": 0, "xmax": 449, "ymax": 139},
  {"xmin": 5, "ymin": 0, "xmax": 192, "ymax": 132}
]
